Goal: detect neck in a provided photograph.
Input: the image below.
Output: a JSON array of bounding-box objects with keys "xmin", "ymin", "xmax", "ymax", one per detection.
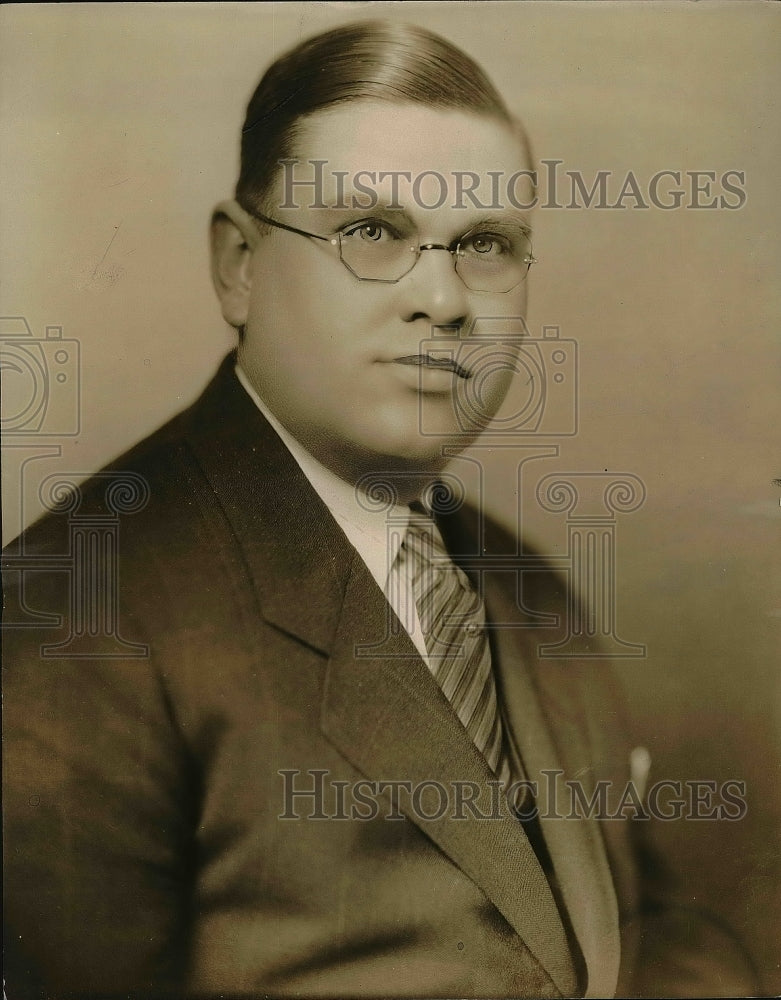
[{"xmin": 322, "ymin": 458, "xmax": 445, "ymax": 509}]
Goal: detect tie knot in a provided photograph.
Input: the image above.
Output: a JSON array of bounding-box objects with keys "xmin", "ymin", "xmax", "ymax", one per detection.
[{"xmin": 403, "ymin": 504, "xmax": 450, "ymax": 568}]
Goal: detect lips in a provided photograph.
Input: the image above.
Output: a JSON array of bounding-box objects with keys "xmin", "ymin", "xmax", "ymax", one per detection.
[{"xmin": 392, "ymin": 354, "xmax": 472, "ymax": 380}]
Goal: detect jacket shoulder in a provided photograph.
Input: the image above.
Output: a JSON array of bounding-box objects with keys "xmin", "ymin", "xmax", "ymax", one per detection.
[{"xmin": 4, "ymin": 357, "xmax": 242, "ymax": 558}]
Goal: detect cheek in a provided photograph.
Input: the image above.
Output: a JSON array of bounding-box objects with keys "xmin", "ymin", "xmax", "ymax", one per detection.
[{"xmin": 248, "ymin": 248, "xmax": 386, "ymax": 357}]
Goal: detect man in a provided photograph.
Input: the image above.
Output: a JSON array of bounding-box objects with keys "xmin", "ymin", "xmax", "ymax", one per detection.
[{"xmin": 3, "ymin": 20, "xmax": 757, "ymax": 999}]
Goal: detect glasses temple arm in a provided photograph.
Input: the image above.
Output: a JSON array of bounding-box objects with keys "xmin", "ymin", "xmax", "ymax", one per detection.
[{"xmin": 248, "ymin": 209, "xmax": 331, "ymax": 243}]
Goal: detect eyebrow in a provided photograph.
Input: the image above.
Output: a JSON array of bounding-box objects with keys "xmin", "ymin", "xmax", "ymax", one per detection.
[
  {"xmin": 460, "ymin": 215, "xmax": 532, "ymax": 235},
  {"xmin": 306, "ymin": 207, "xmax": 532, "ymax": 238},
  {"xmin": 307, "ymin": 205, "xmax": 415, "ymax": 226}
]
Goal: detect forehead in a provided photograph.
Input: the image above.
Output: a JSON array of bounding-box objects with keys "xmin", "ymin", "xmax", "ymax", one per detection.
[{"xmin": 277, "ymin": 101, "xmax": 531, "ymax": 217}]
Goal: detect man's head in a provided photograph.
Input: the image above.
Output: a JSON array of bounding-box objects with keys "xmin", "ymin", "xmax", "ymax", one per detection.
[{"xmin": 211, "ymin": 21, "xmax": 536, "ymax": 491}]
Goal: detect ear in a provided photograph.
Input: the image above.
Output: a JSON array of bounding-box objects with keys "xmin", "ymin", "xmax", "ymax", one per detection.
[{"xmin": 209, "ymin": 199, "xmax": 261, "ymax": 329}]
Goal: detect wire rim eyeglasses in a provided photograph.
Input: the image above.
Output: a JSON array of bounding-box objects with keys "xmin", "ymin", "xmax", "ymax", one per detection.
[{"xmin": 245, "ymin": 208, "xmax": 537, "ymax": 294}]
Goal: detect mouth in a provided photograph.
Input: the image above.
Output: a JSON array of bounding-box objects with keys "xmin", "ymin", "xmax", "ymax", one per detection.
[{"xmin": 392, "ymin": 354, "xmax": 472, "ymax": 380}]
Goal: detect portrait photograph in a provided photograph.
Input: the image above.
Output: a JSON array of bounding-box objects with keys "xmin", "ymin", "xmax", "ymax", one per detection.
[{"xmin": 1, "ymin": 3, "xmax": 779, "ymax": 998}]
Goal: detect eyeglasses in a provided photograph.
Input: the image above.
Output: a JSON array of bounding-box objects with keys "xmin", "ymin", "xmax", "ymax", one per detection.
[{"xmin": 247, "ymin": 209, "xmax": 536, "ymax": 293}]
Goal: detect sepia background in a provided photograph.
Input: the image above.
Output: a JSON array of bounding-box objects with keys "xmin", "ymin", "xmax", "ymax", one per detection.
[{"xmin": 2, "ymin": 2, "xmax": 779, "ymax": 992}]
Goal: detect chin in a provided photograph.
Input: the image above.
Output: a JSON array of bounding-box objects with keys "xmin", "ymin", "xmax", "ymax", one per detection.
[
  {"xmin": 377, "ymin": 432, "xmax": 476, "ymax": 473},
  {"xmin": 373, "ymin": 406, "xmax": 476, "ymax": 456}
]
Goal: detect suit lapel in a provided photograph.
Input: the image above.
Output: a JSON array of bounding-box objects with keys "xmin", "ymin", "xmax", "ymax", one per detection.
[
  {"xmin": 486, "ymin": 570, "xmax": 621, "ymax": 999},
  {"xmin": 183, "ymin": 355, "xmax": 350, "ymax": 655}
]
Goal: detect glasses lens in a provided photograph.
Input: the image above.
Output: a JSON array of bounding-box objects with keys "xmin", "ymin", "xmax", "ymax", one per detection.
[
  {"xmin": 456, "ymin": 229, "xmax": 534, "ymax": 292},
  {"xmin": 336, "ymin": 223, "xmax": 534, "ymax": 289},
  {"xmin": 338, "ymin": 227, "xmax": 417, "ymax": 282}
]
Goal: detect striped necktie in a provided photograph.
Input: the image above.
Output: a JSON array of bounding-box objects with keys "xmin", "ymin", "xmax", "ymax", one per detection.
[{"xmin": 401, "ymin": 505, "xmax": 513, "ymax": 789}]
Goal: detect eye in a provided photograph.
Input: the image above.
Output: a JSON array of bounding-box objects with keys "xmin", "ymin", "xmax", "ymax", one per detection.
[
  {"xmin": 461, "ymin": 232, "xmax": 510, "ymax": 257},
  {"xmin": 342, "ymin": 220, "xmax": 398, "ymax": 243}
]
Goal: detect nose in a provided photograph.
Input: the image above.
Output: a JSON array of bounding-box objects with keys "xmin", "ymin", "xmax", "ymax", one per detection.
[{"xmin": 398, "ymin": 246, "xmax": 470, "ymax": 327}]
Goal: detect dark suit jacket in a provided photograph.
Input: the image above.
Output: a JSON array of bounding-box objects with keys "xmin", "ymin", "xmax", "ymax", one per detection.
[{"xmin": 3, "ymin": 354, "xmax": 757, "ymax": 999}]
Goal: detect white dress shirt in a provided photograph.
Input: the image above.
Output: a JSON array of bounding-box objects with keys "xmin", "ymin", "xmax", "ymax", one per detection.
[{"xmin": 235, "ymin": 363, "xmax": 430, "ymax": 663}]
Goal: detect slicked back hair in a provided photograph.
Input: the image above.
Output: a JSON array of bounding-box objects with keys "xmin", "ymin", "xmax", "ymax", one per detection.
[{"xmin": 236, "ymin": 20, "xmax": 531, "ymax": 215}]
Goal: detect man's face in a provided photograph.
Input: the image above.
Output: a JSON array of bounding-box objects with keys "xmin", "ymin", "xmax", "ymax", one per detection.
[{"xmin": 238, "ymin": 101, "xmax": 532, "ymax": 486}]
